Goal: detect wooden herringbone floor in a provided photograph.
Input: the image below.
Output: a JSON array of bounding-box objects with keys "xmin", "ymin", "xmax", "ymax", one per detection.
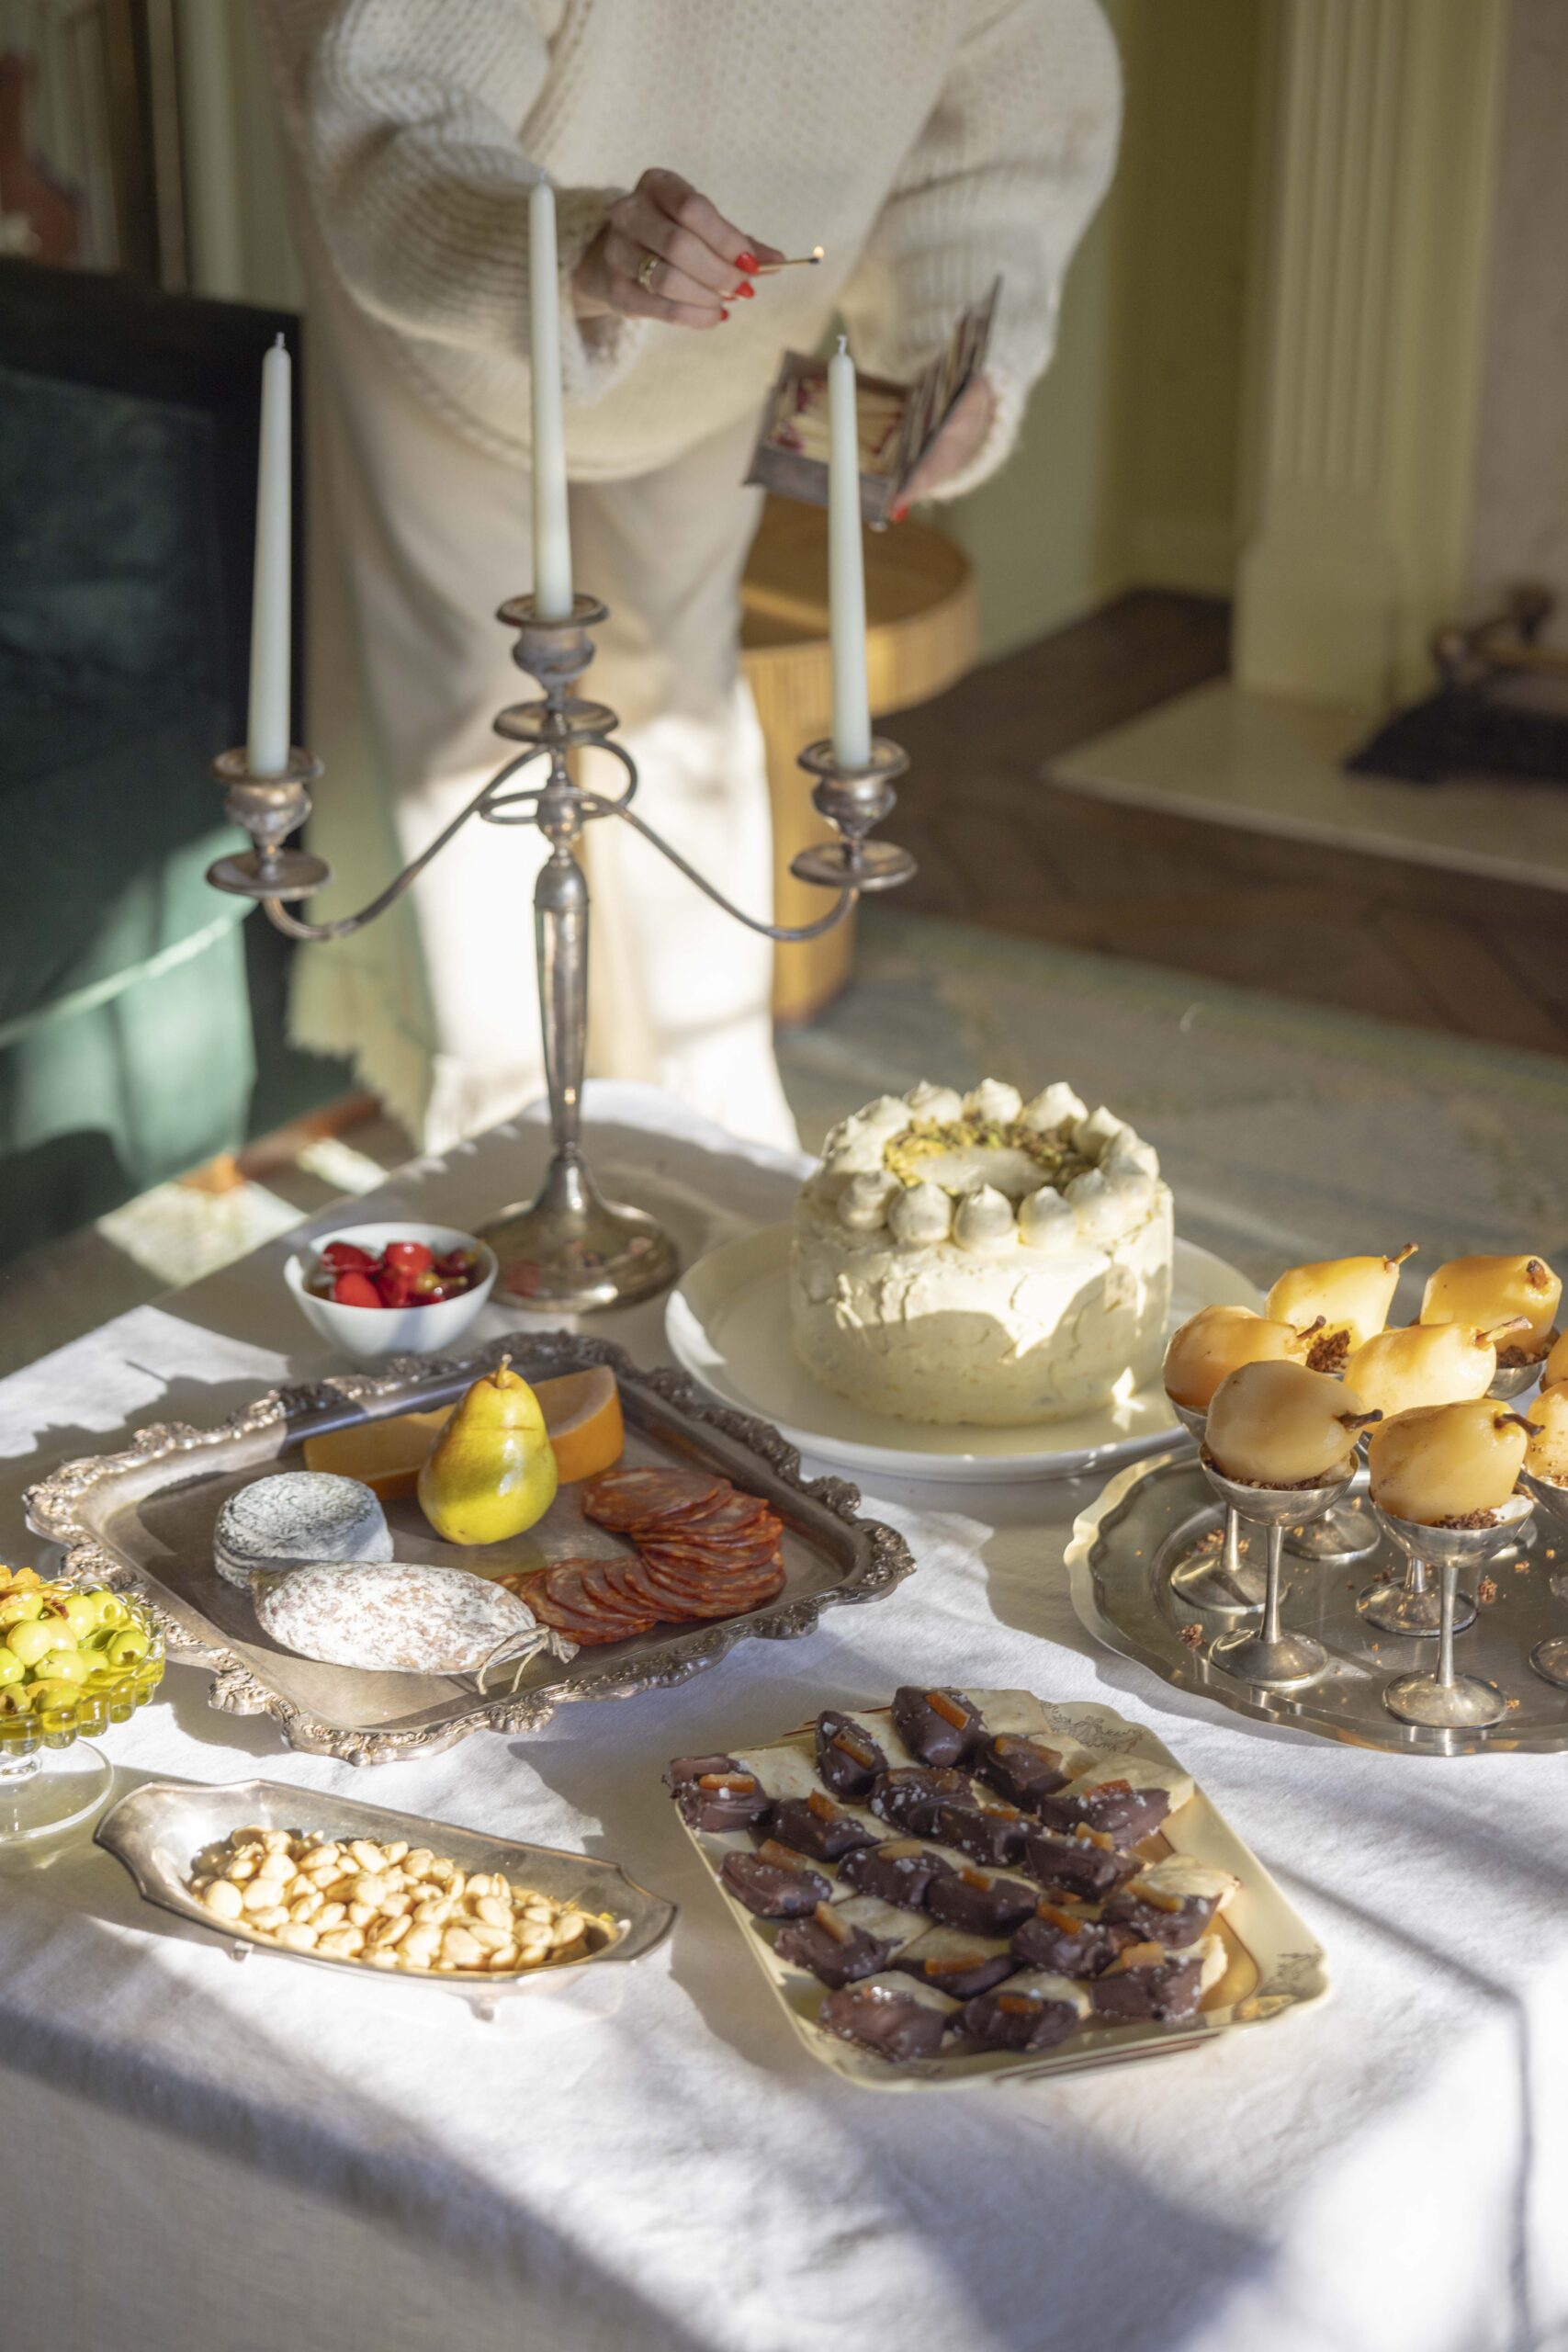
[{"xmin": 889, "ymin": 592, "xmax": 1568, "ymax": 1058}]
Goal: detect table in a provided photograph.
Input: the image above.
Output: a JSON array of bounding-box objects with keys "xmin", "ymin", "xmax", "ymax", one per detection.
[
  {"xmin": 1, "ymin": 1084, "xmax": 1562, "ymax": 2352},
  {"xmin": 741, "ymin": 499, "xmax": 977, "ymax": 1023}
]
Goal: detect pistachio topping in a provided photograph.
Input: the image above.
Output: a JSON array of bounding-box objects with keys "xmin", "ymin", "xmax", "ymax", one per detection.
[{"xmin": 883, "ymin": 1118, "xmax": 1092, "ymax": 1195}]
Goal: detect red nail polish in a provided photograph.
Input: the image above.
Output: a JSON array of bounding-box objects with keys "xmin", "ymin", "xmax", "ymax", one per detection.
[
  {"xmin": 736, "ymin": 252, "xmax": 759, "ymax": 274},
  {"xmin": 720, "ymin": 309, "xmax": 730, "ymax": 322},
  {"xmin": 733, "ymin": 283, "xmax": 755, "ymax": 300},
  {"xmin": 891, "ymin": 501, "xmax": 908, "ymax": 523}
]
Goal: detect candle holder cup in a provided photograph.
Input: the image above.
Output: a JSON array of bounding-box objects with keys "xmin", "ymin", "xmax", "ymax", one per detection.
[
  {"xmin": 209, "ymin": 594, "xmax": 915, "ymax": 1313},
  {"xmin": 1163, "ymin": 1400, "xmax": 1264, "ymax": 1617},
  {"xmin": 1376, "ymin": 1495, "xmax": 1532, "ymax": 1731},
  {"xmin": 1200, "ymin": 1453, "xmax": 1356, "ymax": 1691}
]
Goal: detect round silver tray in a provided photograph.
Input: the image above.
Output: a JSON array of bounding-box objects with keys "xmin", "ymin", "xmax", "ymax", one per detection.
[{"xmin": 1067, "ymin": 1449, "xmax": 1568, "ymax": 1757}]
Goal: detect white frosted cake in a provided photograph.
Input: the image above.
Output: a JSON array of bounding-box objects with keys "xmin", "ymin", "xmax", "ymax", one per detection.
[{"xmin": 790, "ymin": 1080, "xmax": 1174, "ymax": 1426}]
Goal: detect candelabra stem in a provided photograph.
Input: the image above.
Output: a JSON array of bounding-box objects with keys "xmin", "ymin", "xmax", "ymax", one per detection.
[{"xmin": 538, "ymin": 839, "xmax": 588, "ymax": 1161}]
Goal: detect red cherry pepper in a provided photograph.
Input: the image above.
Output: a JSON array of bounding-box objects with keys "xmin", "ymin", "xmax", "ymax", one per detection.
[
  {"xmin": 375, "ymin": 1266, "xmax": 414, "ymax": 1307},
  {"xmin": 331, "ymin": 1271, "xmax": 382, "ymax": 1308},
  {"xmin": 321, "ymin": 1241, "xmax": 376, "ymax": 1271}
]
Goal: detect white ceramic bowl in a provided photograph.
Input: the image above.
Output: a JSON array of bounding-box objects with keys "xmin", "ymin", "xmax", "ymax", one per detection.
[{"xmin": 284, "ymin": 1220, "xmax": 497, "ymax": 1363}]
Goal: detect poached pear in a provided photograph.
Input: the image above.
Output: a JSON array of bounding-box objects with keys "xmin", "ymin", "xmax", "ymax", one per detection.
[{"xmin": 417, "ymin": 1358, "xmax": 558, "ymax": 1545}]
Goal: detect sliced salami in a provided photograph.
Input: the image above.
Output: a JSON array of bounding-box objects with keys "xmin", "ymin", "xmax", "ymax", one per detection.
[{"xmin": 581, "ymin": 1466, "xmax": 723, "ymax": 1532}]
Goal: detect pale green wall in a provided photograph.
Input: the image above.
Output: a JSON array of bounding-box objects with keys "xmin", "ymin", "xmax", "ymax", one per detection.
[{"xmin": 942, "ymin": 0, "xmax": 1261, "ymax": 658}]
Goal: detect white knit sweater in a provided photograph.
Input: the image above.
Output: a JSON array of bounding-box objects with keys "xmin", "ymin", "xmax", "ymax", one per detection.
[{"xmin": 260, "ymin": 0, "xmax": 1120, "ymax": 495}]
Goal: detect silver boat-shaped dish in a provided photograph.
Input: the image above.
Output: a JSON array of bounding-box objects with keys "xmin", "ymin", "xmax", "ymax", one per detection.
[
  {"xmin": 677, "ymin": 1691, "xmax": 1327, "ymax": 2091},
  {"xmin": 1068, "ymin": 1449, "xmax": 1568, "ymax": 1755},
  {"xmin": 27, "ymin": 1333, "xmax": 915, "ymax": 1765},
  {"xmin": 96, "ymin": 1777, "xmax": 675, "ymax": 2014}
]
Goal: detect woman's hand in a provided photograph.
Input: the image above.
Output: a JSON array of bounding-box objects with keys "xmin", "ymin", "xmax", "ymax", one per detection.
[
  {"xmin": 896, "ymin": 377, "xmax": 997, "ymax": 514},
  {"xmin": 573, "ymin": 170, "xmax": 783, "ymax": 329}
]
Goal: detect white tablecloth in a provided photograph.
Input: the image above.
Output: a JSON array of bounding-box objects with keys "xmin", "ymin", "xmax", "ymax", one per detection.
[{"xmin": 1, "ymin": 1086, "xmax": 1562, "ymax": 2352}]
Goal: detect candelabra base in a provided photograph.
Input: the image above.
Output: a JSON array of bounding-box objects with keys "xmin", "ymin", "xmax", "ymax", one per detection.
[{"xmin": 480, "ymin": 1150, "xmax": 679, "ymax": 1313}]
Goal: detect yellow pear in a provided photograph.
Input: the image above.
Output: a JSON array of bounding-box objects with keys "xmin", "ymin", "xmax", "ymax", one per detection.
[
  {"xmin": 1205, "ymin": 1360, "xmax": 1376, "ymax": 1487},
  {"xmin": 1420, "ymin": 1254, "xmax": 1561, "ymax": 1348},
  {"xmin": 1344, "ymin": 1320, "xmax": 1522, "ymax": 1420},
  {"xmin": 1162, "ymin": 1305, "xmax": 1303, "ymax": 1413},
  {"xmin": 1369, "ymin": 1399, "xmax": 1533, "ymax": 1526},
  {"xmin": 417, "ymin": 1359, "xmax": 558, "ymax": 1545},
  {"xmin": 1527, "ymin": 1384, "xmax": 1568, "ymax": 1488},
  {"xmin": 1266, "ymin": 1248, "xmax": 1416, "ymax": 1361},
  {"xmin": 1548, "ymin": 1329, "xmax": 1568, "ymax": 1392}
]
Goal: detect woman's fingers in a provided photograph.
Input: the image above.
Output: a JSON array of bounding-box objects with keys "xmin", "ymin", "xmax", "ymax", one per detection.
[
  {"xmin": 897, "ymin": 377, "xmax": 997, "ymax": 507},
  {"xmin": 637, "ymin": 168, "xmax": 784, "ymax": 279},
  {"xmin": 603, "ymin": 226, "xmax": 726, "ymax": 314}
]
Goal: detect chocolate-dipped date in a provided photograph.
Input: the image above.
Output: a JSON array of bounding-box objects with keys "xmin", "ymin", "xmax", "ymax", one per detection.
[
  {"xmin": 893, "ymin": 1926, "xmax": 1017, "ymax": 2001},
  {"xmin": 770, "ymin": 1790, "xmax": 881, "ymax": 1862},
  {"xmin": 1011, "ymin": 1897, "xmax": 1127, "ymax": 1979},
  {"xmin": 1021, "ymin": 1824, "xmax": 1142, "ymax": 1903},
  {"xmin": 890, "ymin": 1686, "xmax": 987, "ymax": 1769},
  {"xmin": 820, "ymin": 1974, "xmax": 956, "ymax": 2063},
  {"xmin": 1102, "ymin": 1857, "xmax": 1237, "ymax": 1951},
  {"xmin": 961, "ymin": 1969, "xmax": 1089, "ymax": 2053},
  {"xmin": 813, "ymin": 1710, "xmax": 887, "ymax": 1802},
  {"xmin": 774, "ymin": 1899, "xmax": 902, "ymax": 1989},
  {"xmin": 718, "ymin": 1845, "xmax": 831, "ymax": 1919},
  {"xmin": 1089, "ymin": 1942, "xmax": 1206, "ymax": 2023},
  {"xmin": 975, "ymin": 1732, "xmax": 1073, "ymax": 1811},
  {"xmin": 667, "ymin": 1759, "xmax": 773, "ymax": 1835},
  {"xmin": 868, "ymin": 1766, "xmax": 972, "ymax": 1836},
  {"xmin": 839, "ymin": 1838, "xmax": 952, "ymax": 1912},
  {"xmin": 933, "ymin": 1798, "xmax": 1029, "ymax": 1868},
  {"xmin": 1036, "ymin": 1766, "xmax": 1172, "ymax": 1847},
  {"xmin": 925, "ymin": 1865, "xmax": 1038, "ymax": 1938}
]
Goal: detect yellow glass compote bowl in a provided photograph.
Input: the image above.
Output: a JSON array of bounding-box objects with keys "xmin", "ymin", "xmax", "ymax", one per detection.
[{"xmin": 0, "ymin": 1568, "xmax": 164, "ymax": 1851}]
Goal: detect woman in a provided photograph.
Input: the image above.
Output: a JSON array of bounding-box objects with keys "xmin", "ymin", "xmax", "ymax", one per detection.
[{"xmin": 260, "ymin": 0, "xmax": 1121, "ymax": 1153}]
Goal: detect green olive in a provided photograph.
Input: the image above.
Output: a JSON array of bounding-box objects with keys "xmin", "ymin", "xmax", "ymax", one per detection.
[
  {"xmin": 0, "ymin": 1687, "xmax": 33, "ymax": 1716},
  {"xmin": 25, "ymin": 1679, "xmax": 79, "ymax": 1715},
  {"xmin": 59, "ymin": 1593, "xmax": 101, "ymax": 1638},
  {"xmin": 104, "ymin": 1627, "xmax": 151, "ymax": 1668},
  {"xmin": 0, "ymin": 1591, "xmax": 45, "ymax": 1627},
  {"xmin": 33, "ymin": 1648, "xmax": 89, "ymax": 1686},
  {"xmin": 6, "ymin": 1620, "xmax": 61, "ymax": 1667},
  {"xmin": 0, "ymin": 1652, "xmax": 25, "ymax": 1688}
]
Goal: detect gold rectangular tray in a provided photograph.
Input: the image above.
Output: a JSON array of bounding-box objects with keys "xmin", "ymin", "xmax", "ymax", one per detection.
[
  {"xmin": 25, "ymin": 1333, "xmax": 914, "ymax": 1765},
  {"xmin": 677, "ymin": 1690, "xmax": 1328, "ymax": 2091}
]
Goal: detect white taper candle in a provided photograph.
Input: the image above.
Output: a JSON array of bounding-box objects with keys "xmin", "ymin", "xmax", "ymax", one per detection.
[
  {"xmin": 245, "ymin": 332, "xmax": 291, "ymax": 777},
  {"xmin": 828, "ymin": 335, "xmax": 872, "ymax": 769},
  {"xmin": 528, "ymin": 178, "xmax": 574, "ymax": 620}
]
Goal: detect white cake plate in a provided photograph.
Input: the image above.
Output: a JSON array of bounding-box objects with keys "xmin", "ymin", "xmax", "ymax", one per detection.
[{"xmin": 664, "ymin": 1226, "xmax": 1260, "ymax": 1486}]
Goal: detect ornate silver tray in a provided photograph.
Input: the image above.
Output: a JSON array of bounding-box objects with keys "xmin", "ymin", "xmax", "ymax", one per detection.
[
  {"xmin": 96, "ymin": 1776, "xmax": 674, "ymax": 2018},
  {"xmin": 1068, "ymin": 1448, "xmax": 1568, "ymax": 1756},
  {"xmin": 678, "ymin": 1692, "xmax": 1327, "ymax": 2091},
  {"xmin": 26, "ymin": 1333, "xmax": 915, "ymax": 1765}
]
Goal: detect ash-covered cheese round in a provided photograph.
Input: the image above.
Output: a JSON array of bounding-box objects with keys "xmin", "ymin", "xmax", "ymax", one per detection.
[
  {"xmin": 253, "ymin": 1559, "xmax": 546, "ymax": 1675},
  {"xmin": 790, "ymin": 1080, "xmax": 1174, "ymax": 1425},
  {"xmin": 214, "ymin": 1472, "xmax": 393, "ymax": 1590}
]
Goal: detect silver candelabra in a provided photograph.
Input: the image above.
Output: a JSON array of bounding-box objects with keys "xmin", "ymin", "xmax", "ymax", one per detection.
[{"xmin": 209, "ymin": 591, "xmax": 916, "ymax": 1311}]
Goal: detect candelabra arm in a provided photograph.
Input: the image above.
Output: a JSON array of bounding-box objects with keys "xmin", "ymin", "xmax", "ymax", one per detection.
[
  {"xmin": 609, "ymin": 805, "xmax": 858, "ymax": 942},
  {"xmin": 258, "ymin": 749, "xmax": 547, "ymax": 942}
]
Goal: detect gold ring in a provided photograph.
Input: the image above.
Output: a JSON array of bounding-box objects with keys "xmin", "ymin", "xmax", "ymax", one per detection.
[{"xmin": 637, "ymin": 251, "xmax": 660, "ymax": 294}]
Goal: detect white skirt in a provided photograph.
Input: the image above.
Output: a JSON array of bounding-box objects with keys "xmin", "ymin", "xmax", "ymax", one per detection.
[{"xmin": 293, "ymin": 268, "xmax": 797, "ymax": 1156}]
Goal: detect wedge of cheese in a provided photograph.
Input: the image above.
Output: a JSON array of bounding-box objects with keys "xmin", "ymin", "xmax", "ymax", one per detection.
[{"xmin": 303, "ymin": 1409, "xmax": 451, "ymax": 1500}]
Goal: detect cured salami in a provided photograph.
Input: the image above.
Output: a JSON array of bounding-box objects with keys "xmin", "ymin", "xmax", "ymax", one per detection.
[{"xmin": 515, "ymin": 1459, "xmax": 794, "ymax": 1648}]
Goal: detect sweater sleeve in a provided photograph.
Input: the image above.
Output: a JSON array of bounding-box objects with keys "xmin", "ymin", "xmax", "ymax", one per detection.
[
  {"xmin": 259, "ymin": 0, "xmax": 646, "ymax": 404},
  {"xmin": 837, "ymin": 0, "xmax": 1122, "ymax": 501}
]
